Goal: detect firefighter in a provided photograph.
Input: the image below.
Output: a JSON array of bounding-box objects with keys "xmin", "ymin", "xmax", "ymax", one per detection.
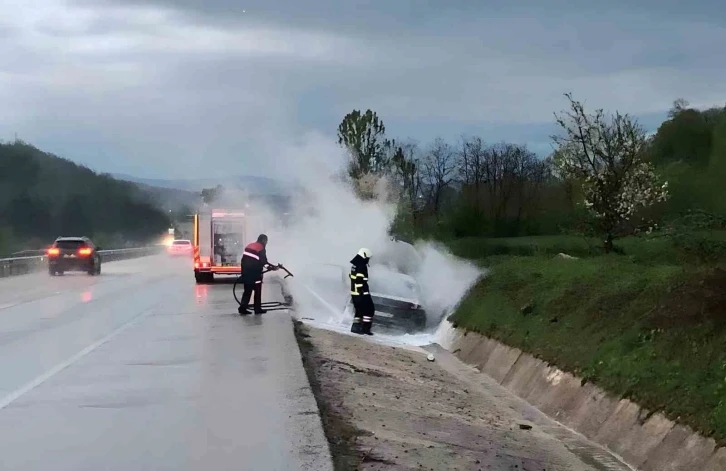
[
  {"xmin": 350, "ymin": 248, "xmax": 375, "ymax": 335},
  {"xmin": 238, "ymin": 233, "xmax": 275, "ymax": 315}
]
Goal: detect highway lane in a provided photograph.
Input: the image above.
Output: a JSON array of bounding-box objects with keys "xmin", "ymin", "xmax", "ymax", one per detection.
[{"xmin": 0, "ymin": 255, "xmax": 332, "ymax": 471}]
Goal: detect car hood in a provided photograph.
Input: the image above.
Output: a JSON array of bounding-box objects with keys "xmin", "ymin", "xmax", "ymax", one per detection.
[
  {"xmin": 367, "ymin": 267, "xmax": 422, "ymax": 304},
  {"xmin": 306, "ymin": 263, "xmax": 423, "ymax": 307}
]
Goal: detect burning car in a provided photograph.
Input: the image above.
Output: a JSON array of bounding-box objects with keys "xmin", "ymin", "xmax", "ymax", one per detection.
[{"xmin": 339, "ymin": 264, "xmax": 427, "ymax": 334}]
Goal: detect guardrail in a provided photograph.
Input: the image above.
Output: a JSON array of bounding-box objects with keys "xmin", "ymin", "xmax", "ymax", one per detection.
[{"xmin": 0, "ymin": 246, "xmax": 163, "ymax": 278}]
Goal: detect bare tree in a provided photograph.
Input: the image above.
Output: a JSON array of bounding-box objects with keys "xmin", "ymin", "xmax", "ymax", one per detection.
[
  {"xmin": 457, "ymin": 135, "xmax": 487, "ymax": 211},
  {"xmin": 391, "ymin": 141, "xmax": 424, "ymax": 222},
  {"xmin": 509, "ymin": 145, "xmax": 550, "ymax": 227},
  {"xmin": 421, "ymin": 138, "xmax": 456, "ymax": 220},
  {"xmin": 453, "ymin": 139, "xmax": 552, "ymax": 234}
]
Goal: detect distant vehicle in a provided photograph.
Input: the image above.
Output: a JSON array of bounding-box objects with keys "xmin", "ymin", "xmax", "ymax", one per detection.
[
  {"xmin": 46, "ymin": 236, "xmax": 102, "ymax": 276},
  {"xmin": 340, "ymin": 265, "xmax": 427, "ymax": 333},
  {"xmin": 167, "ymin": 239, "xmax": 193, "ymax": 256}
]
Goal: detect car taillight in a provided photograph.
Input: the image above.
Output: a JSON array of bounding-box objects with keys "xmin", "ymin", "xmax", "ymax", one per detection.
[
  {"xmin": 47, "ymin": 248, "xmax": 60, "ymax": 256},
  {"xmin": 78, "ymin": 247, "xmax": 92, "ymax": 256}
]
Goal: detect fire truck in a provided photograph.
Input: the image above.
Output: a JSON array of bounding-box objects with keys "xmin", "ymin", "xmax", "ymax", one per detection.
[{"xmin": 192, "ymin": 208, "xmax": 249, "ymax": 283}]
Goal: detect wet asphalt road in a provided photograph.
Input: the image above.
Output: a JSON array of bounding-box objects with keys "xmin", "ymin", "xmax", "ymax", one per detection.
[{"xmin": 0, "ymin": 255, "xmax": 332, "ymax": 471}]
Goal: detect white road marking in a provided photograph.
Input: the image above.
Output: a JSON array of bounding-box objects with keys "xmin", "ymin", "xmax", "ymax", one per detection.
[
  {"xmin": 0, "ymin": 302, "xmax": 21, "ymax": 311},
  {"xmin": 0, "ymin": 306, "xmax": 156, "ymax": 411}
]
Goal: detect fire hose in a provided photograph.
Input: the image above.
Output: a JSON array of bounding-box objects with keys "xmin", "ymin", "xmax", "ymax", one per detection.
[{"xmin": 232, "ymin": 263, "xmax": 294, "ymax": 311}]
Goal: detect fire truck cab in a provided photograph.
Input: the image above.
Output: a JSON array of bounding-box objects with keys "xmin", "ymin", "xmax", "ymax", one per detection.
[{"xmin": 193, "ymin": 209, "xmax": 248, "ymax": 283}]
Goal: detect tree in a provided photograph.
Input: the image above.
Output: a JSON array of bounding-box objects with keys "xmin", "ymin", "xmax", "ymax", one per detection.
[
  {"xmin": 337, "ymin": 109, "xmax": 392, "ymax": 181},
  {"xmin": 668, "ymin": 98, "xmax": 690, "ymax": 118},
  {"xmin": 552, "ymin": 93, "xmax": 669, "ymax": 252},
  {"xmin": 650, "ymin": 108, "xmax": 713, "ymax": 167},
  {"xmin": 391, "ymin": 142, "xmax": 424, "ymax": 226},
  {"xmin": 201, "ymin": 185, "xmax": 222, "ymax": 205},
  {"xmin": 457, "ymin": 135, "xmax": 487, "ymax": 212},
  {"xmin": 421, "ymin": 138, "xmax": 456, "ymax": 220},
  {"xmin": 507, "ymin": 144, "xmax": 551, "ymax": 230}
]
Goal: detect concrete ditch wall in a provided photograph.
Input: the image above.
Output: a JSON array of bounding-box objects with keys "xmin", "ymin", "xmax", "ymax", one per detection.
[{"xmin": 447, "ymin": 329, "xmax": 726, "ymax": 471}]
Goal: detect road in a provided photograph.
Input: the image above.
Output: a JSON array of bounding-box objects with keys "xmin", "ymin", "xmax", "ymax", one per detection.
[{"xmin": 0, "ymin": 255, "xmax": 332, "ymax": 471}]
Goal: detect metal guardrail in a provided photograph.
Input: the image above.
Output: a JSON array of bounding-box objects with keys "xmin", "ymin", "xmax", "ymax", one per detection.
[{"xmin": 0, "ymin": 246, "xmax": 163, "ymax": 278}]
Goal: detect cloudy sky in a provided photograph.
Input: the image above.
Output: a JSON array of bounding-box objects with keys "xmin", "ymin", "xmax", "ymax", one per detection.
[{"xmin": 1, "ymin": 0, "xmax": 725, "ymax": 180}]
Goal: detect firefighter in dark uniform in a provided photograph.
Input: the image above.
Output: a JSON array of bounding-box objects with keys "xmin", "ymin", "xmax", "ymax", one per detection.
[
  {"xmin": 238, "ymin": 234, "xmax": 276, "ymax": 315},
  {"xmin": 350, "ymin": 248, "xmax": 375, "ymax": 335}
]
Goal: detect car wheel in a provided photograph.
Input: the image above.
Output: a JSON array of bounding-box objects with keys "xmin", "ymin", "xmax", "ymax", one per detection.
[{"xmin": 49, "ymin": 268, "xmax": 56, "ymax": 276}]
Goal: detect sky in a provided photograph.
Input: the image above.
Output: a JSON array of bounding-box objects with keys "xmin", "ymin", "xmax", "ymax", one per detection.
[{"xmin": 1, "ymin": 0, "xmax": 725, "ymax": 180}]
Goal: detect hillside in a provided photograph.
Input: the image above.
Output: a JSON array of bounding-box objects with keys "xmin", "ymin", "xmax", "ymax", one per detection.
[
  {"xmin": 111, "ymin": 173, "xmax": 293, "ymax": 196},
  {"xmin": 124, "ymin": 180, "xmax": 200, "ymax": 213},
  {"xmin": 0, "ymin": 141, "xmax": 171, "ymax": 255}
]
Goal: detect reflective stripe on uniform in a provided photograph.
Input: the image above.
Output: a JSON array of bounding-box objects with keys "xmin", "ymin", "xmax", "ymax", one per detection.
[
  {"xmin": 352, "ymin": 318, "xmax": 361, "ymax": 323},
  {"xmin": 351, "ymin": 291, "xmax": 358, "ymax": 295},
  {"xmin": 362, "ymin": 292, "xmax": 369, "ymax": 295},
  {"xmin": 362, "ymin": 316, "xmax": 372, "ymax": 321},
  {"xmin": 255, "ymin": 280, "xmax": 262, "ymax": 284},
  {"xmin": 243, "ymin": 251, "xmax": 260, "ymax": 260}
]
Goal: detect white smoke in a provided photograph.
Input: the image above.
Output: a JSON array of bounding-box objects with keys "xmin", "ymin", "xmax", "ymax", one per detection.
[
  {"xmin": 206, "ymin": 131, "xmax": 484, "ymax": 345},
  {"xmin": 236, "ymin": 132, "xmax": 482, "ymax": 345}
]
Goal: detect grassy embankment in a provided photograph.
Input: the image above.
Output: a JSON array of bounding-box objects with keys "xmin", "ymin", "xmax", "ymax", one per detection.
[{"xmin": 447, "ymin": 232, "xmax": 726, "ymax": 444}]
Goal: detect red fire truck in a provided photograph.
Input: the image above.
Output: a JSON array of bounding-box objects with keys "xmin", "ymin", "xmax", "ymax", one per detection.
[{"xmin": 192, "ymin": 208, "xmax": 249, "ymax": 283}]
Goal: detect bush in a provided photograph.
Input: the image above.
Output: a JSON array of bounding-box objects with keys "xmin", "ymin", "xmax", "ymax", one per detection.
[{"xmin": 671, "ymin": 231, "xmax": 726, "ymax": 263}]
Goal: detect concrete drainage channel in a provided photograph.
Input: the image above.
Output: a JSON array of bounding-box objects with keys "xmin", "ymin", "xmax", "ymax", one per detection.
[
  {"xmin": 0, "ymin": 247, "xmax": 163, "ymax": 278},
  {"xmin": 446, "ymin": 330, "xmax": 726, "ymax": 471}
]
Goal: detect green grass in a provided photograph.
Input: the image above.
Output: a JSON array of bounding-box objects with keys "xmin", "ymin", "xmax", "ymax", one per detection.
[
  {"xmin": 448, "ymin": 237, "xmax": 726, "ymax": 444},
  {"xmin": 446, "ymin": 231, "xmax": 726, "ymax": 264}
]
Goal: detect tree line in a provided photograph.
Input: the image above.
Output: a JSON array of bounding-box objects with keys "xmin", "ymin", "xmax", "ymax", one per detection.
[
  {"xmin": 0, "ymin": 140, "xmax": 171, "ymax": 254},
  {"xmin": 337, "ymin": 96, "xmax": 726, "ymax": 252}
]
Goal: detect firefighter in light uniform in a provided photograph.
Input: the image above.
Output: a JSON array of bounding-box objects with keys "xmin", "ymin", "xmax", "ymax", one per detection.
[
  {"xmin": 239, "ymin": 234, "xmax": 275, "ymax": 315},
  {"xmin": 350, "ymin": 248, "xmax": 375, "ymax": 335}
]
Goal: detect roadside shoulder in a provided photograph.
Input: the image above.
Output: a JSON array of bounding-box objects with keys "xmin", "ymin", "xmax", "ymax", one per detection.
[{"xmin": 293, "ymin": 321, "xmax": 630, "ymax": 471}]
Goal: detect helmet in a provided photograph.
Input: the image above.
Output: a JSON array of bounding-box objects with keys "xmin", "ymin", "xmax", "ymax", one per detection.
[{"xmin": 357, "ymin": 248, "xmax": 371, "ymax": 259}]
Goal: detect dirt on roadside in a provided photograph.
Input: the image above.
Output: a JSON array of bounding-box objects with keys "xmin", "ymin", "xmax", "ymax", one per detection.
[{"xmin": 294, "ymin": 321, "xmax": 629, "ymax": 471}]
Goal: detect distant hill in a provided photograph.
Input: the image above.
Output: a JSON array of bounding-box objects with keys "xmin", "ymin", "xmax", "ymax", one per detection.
[
  {"xmin": 0, "ymin": 141, "xmax": 171, "ymax": 254},
  {"xmin": 124, "ymin": 181, "xmax": 200, "ymax": 213},
  {"xmin": 111, "ymin": 173, "xmax": 292, "ymax": 196}
]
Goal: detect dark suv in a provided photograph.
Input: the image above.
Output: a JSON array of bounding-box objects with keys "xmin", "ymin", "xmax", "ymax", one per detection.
[{"xmin": 47, "ymin": 237, "xmax": 102, "ymax": 276}]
